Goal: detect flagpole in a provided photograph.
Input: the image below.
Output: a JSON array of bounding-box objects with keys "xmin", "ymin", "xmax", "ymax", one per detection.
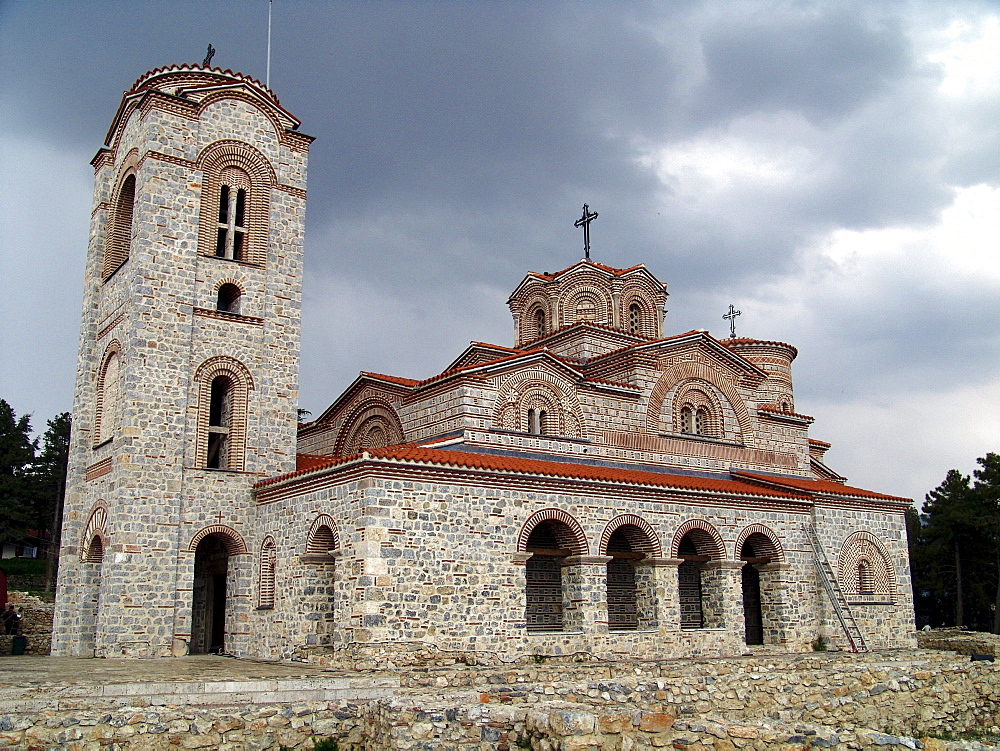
[{"xmin": 266, "ymin": 0, "xmax": 273, "ymax": 88}]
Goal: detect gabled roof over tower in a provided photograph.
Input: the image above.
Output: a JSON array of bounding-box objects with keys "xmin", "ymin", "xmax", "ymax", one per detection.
[{"xmin": 99, "ymin": 64, "xmax": 313, "ymax": 161}]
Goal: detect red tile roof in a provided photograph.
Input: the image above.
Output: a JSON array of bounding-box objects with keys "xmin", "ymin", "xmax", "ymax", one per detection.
[
  {"xmin": 260, "ymin": 446, "xmax": 811, "ymax": 501},
  {"xmin": 296, "ymin": 453, "xmax": 333, "ymax": 472},
  {"xmin": 529, "ymin": 260, "xmax": 647, "ymax": 282},
  {"xmin": 732, "ymin": 471, "xmax": 909, "ymax": 503},
  {"xmin": 757, "ymin": 406, "xmax": 815, "ymax": 422},
  {"xmin": 359, "ymin": 371, "xmax": 420, "ymax": 387}
]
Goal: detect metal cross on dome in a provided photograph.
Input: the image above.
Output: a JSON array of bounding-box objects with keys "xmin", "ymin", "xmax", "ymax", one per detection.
[
  {"xmin": 574, "ymin": 204, "xmax": 599, "ymax": 260},
  {"xmin": 723, "ymin": 304, "xmax": 741, "ymax": 339}
]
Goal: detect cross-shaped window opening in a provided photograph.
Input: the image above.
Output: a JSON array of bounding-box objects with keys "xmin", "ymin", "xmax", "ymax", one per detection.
[{"xmin": 215, "ymin": 184, "xmax": 248, "ymax": 261}]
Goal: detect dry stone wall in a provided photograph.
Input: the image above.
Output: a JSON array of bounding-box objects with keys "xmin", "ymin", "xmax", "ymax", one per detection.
[{"xmin": 1, "ymin": 651, "xmax": 1000, "ymax": 750}]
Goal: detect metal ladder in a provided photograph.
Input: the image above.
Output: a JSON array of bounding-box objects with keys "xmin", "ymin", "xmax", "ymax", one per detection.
[{"xmin": 806, "ymin": 523, "xmax": 868, "ymax": 653}]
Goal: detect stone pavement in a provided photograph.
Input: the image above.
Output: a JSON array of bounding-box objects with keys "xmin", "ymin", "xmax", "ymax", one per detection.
[{"xmin": 0, "ymin": 655, "xmax": 400, "ymax": 716}]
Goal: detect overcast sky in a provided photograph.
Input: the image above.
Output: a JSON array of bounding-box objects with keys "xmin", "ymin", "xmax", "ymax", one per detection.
[{"xmin": 2, "ymin": 1, "xmax": 998, "ymax": 504}]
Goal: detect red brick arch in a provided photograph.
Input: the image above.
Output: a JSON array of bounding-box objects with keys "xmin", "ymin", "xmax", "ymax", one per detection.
[
  {"xmin": 734, "ymin": 524, "xmax": 785, "ymax": 563},
  {"xmin": 645, "ymin": 361, "xmax": 754, "ymax": 442},
  {"xmin": 81, "ymin": 502, "xmax": 109, "ymax": 562},
  {"xmin": 517, "ymin": 509, "xmax": 589, "ymax": 555},
  {"xmin": 188, "ymin": 524, "xmax": 248, "ymax": 555},
  {"xmin": 600, "ymin": 514, "xmax": 662, "ymax": 557},
  {"xmin": 671, "ymin": 519, "xmax": 726, "ymax": 559},
  {"xmin": 306, "ymin": 514, "xmax": 340, "ymax": 554}
]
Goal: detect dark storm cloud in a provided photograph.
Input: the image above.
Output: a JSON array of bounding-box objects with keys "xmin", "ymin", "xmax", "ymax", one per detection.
[{"xmin": 2, "ymin": 0, "xmax": 998, "ymax": 501}]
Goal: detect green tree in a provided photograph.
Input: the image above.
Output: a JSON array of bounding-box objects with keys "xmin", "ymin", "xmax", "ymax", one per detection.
[
  {"xmin": 916, "ymin": 458, "xmax": 1000, "ymax": 631},
  {"xmin": 971, "ymin": 453, "xmax": 1000, "ymax": 632},
  {"xmin": 32, "ymin": 413, "xmax": 71, "ymax": 590},
  {"xmin": 0, "ymin": 399, "xmax": 38, "ymax": 543}
]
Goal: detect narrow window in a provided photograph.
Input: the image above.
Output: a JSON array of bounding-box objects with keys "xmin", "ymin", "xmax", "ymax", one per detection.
[
  {"xmin": 258, "ymin": 537, "xmax": 276, "ymax": 609},
  {"xmin": 695, "ymin": 407, "xmax": 709, "ymax": 436},
  {"xmin": 216, "ymin": 283, "xmax": 241, "ymax": 314},
  {"xmin": 104, "ymin": 174, "xmax": 136, "ymax": 278},
  {"xmin": 628, "ymin": 303, "xmax": 641, "ymax": 335},
  {"xmin": 534, "ymin": 308, "xmax": 547, "ymax": 338},
  {"xmin": 680, "ymin": 405, "xmax": 694, "ymax": 434},
  {"xmin": 858, "ymin": 560, "xmax": 874, "ymax": 595},
  {"xmin": 206, "ymin": 375, "xmax": 233, "ymax": 469},
  {"xmin": 528, "ymin": 408, "xmax": 546, "ymax": 435}
]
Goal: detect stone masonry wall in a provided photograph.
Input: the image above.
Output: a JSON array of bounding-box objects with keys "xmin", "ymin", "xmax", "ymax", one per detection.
[
  {"xmin": 1, "ymin": 651, "xmax": 1000, "ymax": 750},
  {"xmin": 255, "ymin": 465, "xmax": 914, "ymax": 665}
]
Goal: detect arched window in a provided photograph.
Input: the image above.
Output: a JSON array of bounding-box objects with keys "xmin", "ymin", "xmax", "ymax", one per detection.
[
  {"xmin": 527, "ymin": 408, "xmax": 548, "ymax": 436},
  {"xmin": 195, "ymin": 357, "xmax": 252, "ymax": 472},
  {"xmin": 216, "ymin": 283, "xmax": 241, "ymax": 314},
  {"xmin": 103, "ymin": 173, "xmax": 136, "ymax": 279},
  {"xmin": 197, "ymin": 141, "xmax": 274, "ymax": 267},
  {"xmin": 677, "ymin": 535, "xmax": 704, "ymax": 629},
  {"xmin": 673, "ymin": 522, "xmax": 726, "ymax": 630},
  {"xmin": 258, "ymin": 536, "xmax": 276, "ymax": 609},
  {"xmin": 606, "ymin": 528, "xmax": 638, "ymax": 631},
  {"xmin": 857, "ymin": 560, "xmax": 874, "ymax": 595},
  {"xmin": 628, "ymin": 303, "xmax": 641, "ymax": 335},
  {"xmin": 206, "ymin": 375, "xmax": 234, "ymax": 469},
  {"xmin": 675, "ymin": 386, "xmax": 717, "ymax": 438},
  {"xmin": 95, "ymin": 344, "xmax": 122, "ymax": 445},
  {"xmin": 215, "ymin": 167, "xmax": 250, "ymax": 261},
  {"xmin": 534, "ymin": 308, "xmax": 547, "ymax": 339},
  {"xmin": 525, "ymin": 522, "xmax": 566, "ymax": 633}
]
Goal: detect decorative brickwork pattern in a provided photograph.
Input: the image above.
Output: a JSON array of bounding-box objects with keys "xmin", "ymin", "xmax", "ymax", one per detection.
[
  {"xmin": 646, "ymin": 360, "xmax": 754, "ymax": 442},
  {"xmin": 600, "ymin": 514, "xmax": 662, "ymax": 557},
  {"xmin": 517, "ymin": 509, "xmax": 589, "ymax": 555},
  {"xmin": 193, "ymin": 356, "xmax": 254, "ymax": 471},
  {"xmin": 93, "ymin": 340, "xmax": 121, "ymax": 445},
  {"xmin": 335, "ymin": 398, "xmax": 405, "ymax": 456},
  {"xmin": 196, "ymin": 140, "xmax": 275, "ymax": 267},
  {"xmin": 671, "ymin": 519, "xmax": 726, "ymax": 558},
  {"xmin": 187, "ymin": 524, "xmax": 248, "ymax": 555},
  {"xmin": 734, "ymin": 523, "xmax": 785, "ymax": 562},
  {"xmin": 838, "ymin": 530, "xmax": 896, "ymax": 602},
  {"xmin": 306, "ymin": 514, "xmax": 341, "ymax": 555},
  {"xmin": 81, "ymin": 502, "xmax": 108, "ymax": 562}
]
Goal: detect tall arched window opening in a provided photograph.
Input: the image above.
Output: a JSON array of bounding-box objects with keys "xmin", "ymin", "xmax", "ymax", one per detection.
[
  {"xmin": 258, "ymin": 537, "xmax": 277, "ymax": 610},
  {"xmin": 534, "ymin": 308, "xmax": 547, "ymax": 339},
  {"xmin": 103, "ymin": 173, "xmax": 135, "ymax": 279},
  {"xmin": 207, "ymin": 375, "xmax": 233, "ymax": 469},
  {"xmin": 628, "ymin": 303, "xmax": 641, "ymax": 335},
  {"xmin": 525, "ymin": 522, "xmax": 566, "ymax": 633},
  {"xmin": 215, "ymin": 173, "xmax": 249, "ymax": 261},
  {"xmin": 606, "ymin": 528, "xmax": 639, "ymax": 631},
  {"xmin": 677, "ymin": 536, "xmax": 704, "ymax": 629}
]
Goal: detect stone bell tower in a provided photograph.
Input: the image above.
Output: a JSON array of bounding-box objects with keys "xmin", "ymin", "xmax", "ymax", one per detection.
[{"xmin": 51, "ymin": 65, "xmax": 312, "ymax": 657}]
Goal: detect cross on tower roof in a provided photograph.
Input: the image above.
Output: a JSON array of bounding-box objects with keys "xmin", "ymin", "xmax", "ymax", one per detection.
[
  {"xmin": 573, "ymin": 204, "xmax": 598, "ymax": 260},
  {"xmin": 723, "ymin": 304, "xmax": 741, "ymax": 339}
]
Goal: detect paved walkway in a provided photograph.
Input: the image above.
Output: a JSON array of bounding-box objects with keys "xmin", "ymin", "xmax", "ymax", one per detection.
[{"xmin": 0, "ymin": 655, "xmax": 349, "ymax": 689}]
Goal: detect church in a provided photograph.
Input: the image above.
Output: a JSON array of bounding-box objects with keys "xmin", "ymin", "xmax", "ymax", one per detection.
[{"xmin": 51, "ymin": 64, "xmax": 916, "ymax": 662}]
